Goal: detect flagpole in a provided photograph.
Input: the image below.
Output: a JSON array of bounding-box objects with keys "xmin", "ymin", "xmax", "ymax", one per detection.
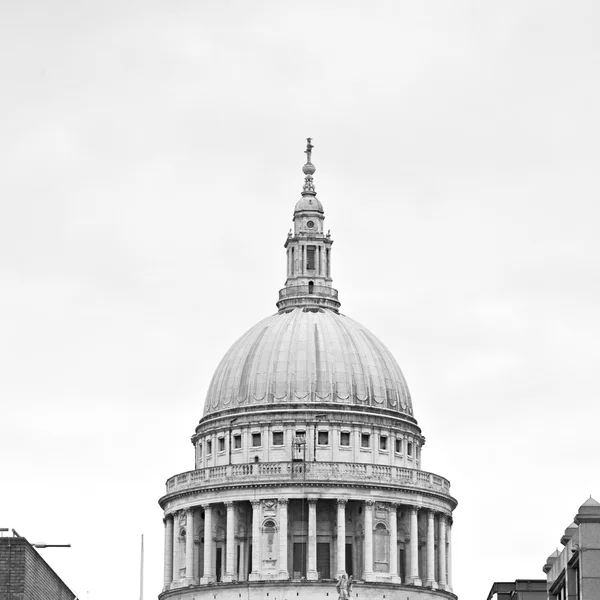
[{"xmin": 139, "ymin": 534, "xmax": 144, "ymax": 600}]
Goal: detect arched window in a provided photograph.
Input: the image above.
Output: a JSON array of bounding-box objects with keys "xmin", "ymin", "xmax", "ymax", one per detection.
[{"xmin": 308, "ymin": 281, "xmax": 314, "ymax": 294}]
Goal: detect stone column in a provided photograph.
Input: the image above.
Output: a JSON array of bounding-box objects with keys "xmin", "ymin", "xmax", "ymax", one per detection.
[
  {"xmin": 307, "ymin": 498, "xmax": 318, "ymax": 580},
  {"xmin": 200, "ymin": 504, "xmax": 214, "ymax": 584},
  {"xmin": 278, "ymin": 499, "xmax": 289, "ymax": 579},
  {"xmin": 409, "ymin": 506, "xmax": 422, "ymax": 585},
  {"xmin": 238, "ymin": 538, "xmax": 246, "ymax": 581},
  {"xmin": 185, "ymin": 509, "xmax": 195, "ymax": 582},
  {"xmin": 438, "ymin": 514, "xmax": 447, "ymax": 590},
  {"xmin": 163, "ymin": 515, "xmax": 174, "ymax": 590},
  {"xmin": 249, "ymin": 500, "xmax": 261, "ymax": 581},
  {"xmin": 223, "ymin": 502, "xmax": 236, "ymax": 582},
  {"xmin": 446, "ymin": 517, "xmax": 453, "ymax": 592},
  {"xmin": 425, "ymin": 510, "xmax": 436, "ymax": 588},
  {"xmin": 389, "ymin": 503, "xmax": 400, "ymax": 583},
  {"xmin": 337, "ymin": 499, "xmax": 347, "ymax": 577},
  {"xmin": 172, "ymin": 511, "xmax": 180, "ymax": 582},
  {"xmin": 364, "ymin": 500, "xmax": 375, "ymax": 582}
]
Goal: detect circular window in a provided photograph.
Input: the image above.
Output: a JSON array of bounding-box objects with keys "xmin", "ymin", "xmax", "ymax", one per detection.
[{"xmin": 306, "ymin": 220, "xmax": 315, "ymax": 229}]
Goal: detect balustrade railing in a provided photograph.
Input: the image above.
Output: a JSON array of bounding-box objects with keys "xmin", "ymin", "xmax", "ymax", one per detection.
[{"xmin": 165, "ymin": 461, "xmax": 451, "ymax": 496}]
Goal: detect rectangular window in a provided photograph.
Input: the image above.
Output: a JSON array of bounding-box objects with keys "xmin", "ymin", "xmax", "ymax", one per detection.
[
  {"xmin": 379, "ymin": 436, "xmax": 388, "ymax": 450},
  {"xmin": 198, "ymin": 443, "xmax": 203, "ymax": 457},
  {"xmin": 395, "ymin": 438, "xmax": 402, "ymax": 453},
  {"xmin": 218, "ymin": 437, "xmax": 225, "ymax": 452},
  {"xmin": 252, "ymin": 433, "xmax": 262, "ymax": 447},
  {"xmin": 295, "ymin": 430, "xmax": 306, "ymax": 444},
  {"xmin": 340, "ymin": 431, "xmax": 350, "ymax": 446},
  {"xmin": 318, "ymin": 431, "xmax": 329, "ymax": 445},
  {"xmin": 307, "ymin": 246, "xmax": 316, "ymax": 270},
  {"xmin": 272, "ymin": 431, "xmax": 284, "ymax": 445},
  {"xmin": 207, "ymin": 440, "xmax": 212, "ymax": 455},
  {"xmin": 233, "ymin": 434, "xmax": 241, "ymax": 449},
  {"xmin": 407, "ymin": 441, "xmax": 413, "ymax": 456},
  {"xmin": 361, "ymin": 433, "xmax": 371, "ymax": 448}
]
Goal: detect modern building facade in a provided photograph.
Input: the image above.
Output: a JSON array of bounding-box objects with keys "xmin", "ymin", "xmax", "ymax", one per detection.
[
  {"xmin": 486, "ymin": 580, "xmax": 546, "ymax": 600},
  {"xmin": 158, "ymin": 140, "xmax": 458, "ymax": 600},
  {"xmin": 0, "ymin": 531, "xmax": 76, "ymax": 600},
  {"xmin": 543, "ymin": 497, "xmax": 600, "ymax": 600}
]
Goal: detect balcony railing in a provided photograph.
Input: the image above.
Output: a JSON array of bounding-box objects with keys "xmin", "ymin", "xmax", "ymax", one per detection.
[
  {"xmin": 165, "ymin": 461, "xmax": 451, "ymax": 497},
  {"xmin": 278, "ymin": 285, "xmax": 339, "ymax": 301}
]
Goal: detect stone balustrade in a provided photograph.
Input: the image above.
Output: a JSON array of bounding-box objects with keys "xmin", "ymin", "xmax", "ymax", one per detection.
[{"xmin": 165, "ymin": 461, "xmax": 451, "ymax": 496}]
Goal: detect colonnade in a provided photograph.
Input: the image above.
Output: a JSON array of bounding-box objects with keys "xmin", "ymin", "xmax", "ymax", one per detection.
[{"xmin": 163, "ymin": 499, "xmax": 452, "ymax": 592}]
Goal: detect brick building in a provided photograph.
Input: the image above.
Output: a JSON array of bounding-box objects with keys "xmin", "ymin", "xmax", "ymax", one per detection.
[{"xmin": 0, "ymin": 533, "xmax": 76, "ymax": 600}]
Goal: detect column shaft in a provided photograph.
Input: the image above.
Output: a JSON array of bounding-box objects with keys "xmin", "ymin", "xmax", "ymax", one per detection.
[
  {"xmin": 201, "ymin": 505, "xmax": 214, "ymax": 584},
  {"xmin": 363, "ymin": 501, "xmax": 374, "ymax": 581},
  {"xmin": 425, "ymin": 510, "xmax": 436, "ymax": 588},
  {"xmin": 389, "ymin": 504, "xmax": 400, "ymax": 582},
  {"xmin": 278, "ymin": 499, "xmax": 289, "ymax": 579},
  {"xmin": 337, "ymin": 500, "xmax": 347, "ymax": 576},
  {"xmin": 438, "ymin": 515, "xmax": 447, "ymax": 590},
  {"xmin": 163, "ymin": 516, "xmax": 174, "ymax": 589},
  {"xmin": 172, "ymin": 513, "xmax": 180, "ymax": 582},
  {"xmin": 307, "ymin": 499, "xmax": 318, "ymax": 580},
  {"xmin": 249, "ymin": 501, "xmax": 261, "ymax": 581},
  {"xmin": 185, "ymin": 509, "xmax": 195, "ymax": 581},
  {"xmin": 239, "ymin": 539, "xmax": 246, "ymax": 581},
  {"xmin": 409, "ymin": 507, "xmax": 422, "ymax": 585},
  {"xmin": 224, "ymin": 502, "xmax": 236, "ymax": 582},
  {"xmin": 447, "ymin": 519, "xmax": 453, "ymax": 592}
]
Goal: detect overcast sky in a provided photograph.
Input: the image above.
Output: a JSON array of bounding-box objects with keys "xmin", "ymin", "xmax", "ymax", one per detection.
[{"xmin": 1, "ymin": 2, "xmax": 599, "ymax": 599}]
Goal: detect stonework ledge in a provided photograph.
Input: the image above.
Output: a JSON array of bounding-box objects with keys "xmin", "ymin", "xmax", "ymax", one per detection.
[{"xmin": 164, "ymin": 461, "xmax": 451, "ymax": 497}]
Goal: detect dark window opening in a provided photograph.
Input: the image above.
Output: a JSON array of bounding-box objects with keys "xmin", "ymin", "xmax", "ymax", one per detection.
[
  {"xmin": 308, "ymin": 281, "xmax": 314, "ymax": 294},
  {"xmin": 407, "ymin": 442, "xmax": 413, "ymax": 456},
  {"xmin": 218, "ymin": 437, "xmax": 225, "ymax": 452},
  {"xmin": 233, "ymin": 434, "xmax": 242, "ymax": 449},
  {"xmin": 252, "ymin": 433, "xmax": 261, "ymax": 447},
  {"xmin": 361, "ymin": 433, "xmax": 371, "ymax": 448},
  {"xmin": 340, "ymin": 431, "xmax": 350, "ymax": 446},
  {"xmin": 318, "ymin": 431, "xmax": 329, "ymax": 445},
  {"xmin": 395, "ymin": 438, "xmax": 402, "ymax": 453},
  {"xmin": 207, "ymin": 440, "xmax": 212, "ymax": 455},
  {"xmin": 307, "ymin": 246, "xmax": 316, "ymax": 270},
  {"xmin": 198, "ymin": 443, "xmax": 203, "ymax": 457},
  {"xmin": 272, "ymin": 431, "xmax": 284, "ymax": 445},
  {"xmin": 379, "ymin": 436, "xmax": 388, "ymax": 450}
]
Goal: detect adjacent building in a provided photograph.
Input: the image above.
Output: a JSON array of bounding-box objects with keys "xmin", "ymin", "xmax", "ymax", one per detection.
[
  {"xmin": 0, "ymin": 531, "xmax": 76, "ymax": 600},
  {"xmin": 543, "ymin": 497, "xmax": 600, "ymax": 600},
  {"xmin": 158, "ymin": 140, "xmax": 458, "ymax": 600},
  {"xmin": 486, "ymin": 580, "xmax": 546, "ymax": 600}
]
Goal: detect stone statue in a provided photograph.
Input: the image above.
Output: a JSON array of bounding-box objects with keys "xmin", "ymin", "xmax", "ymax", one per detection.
[{"xmin": 336, "ymin": 574, "xmax": 353, "ymax": 600}]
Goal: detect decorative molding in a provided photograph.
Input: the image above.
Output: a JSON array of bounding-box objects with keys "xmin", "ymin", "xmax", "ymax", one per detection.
[{"xmin": 278, "ymin": 498, "xmax": 289, "ymax": 506}]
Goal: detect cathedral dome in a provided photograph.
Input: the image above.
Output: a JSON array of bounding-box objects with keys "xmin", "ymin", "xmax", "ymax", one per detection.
[{"xmin": 203, "ymin": 307, "xmax": 413, "ymax": 417}]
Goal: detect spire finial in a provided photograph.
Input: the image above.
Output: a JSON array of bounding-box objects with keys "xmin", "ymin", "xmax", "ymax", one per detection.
[
  {"xmin": 305, "ymin": 137, "xmax": 313, "ymax": 163},
  {"xmin": 302, "ymin": 137, "xmax": 316, "ymax": 194}
]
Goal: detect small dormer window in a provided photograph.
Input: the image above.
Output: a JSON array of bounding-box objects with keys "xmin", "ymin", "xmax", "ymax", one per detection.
[{"xmin": 307, "ymin": 246, "xmax": 316, "ymax": 270}]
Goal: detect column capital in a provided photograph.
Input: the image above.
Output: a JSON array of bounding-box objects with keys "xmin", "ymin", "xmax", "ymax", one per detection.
[
  {"xmin": 365, "ymin": 500, "xmax": 374, "ymax": 508},
  {"xmin": 409, "ymin": 505, "xmax": 419, "ymax": 515},
  {"xmin": 307, "ymin": 497, "xmax": 318, "ymax": 506},
  {"xmin": 278, "ymin": 498, "xmax": 289, "ymax": 506},
  {"xmin": 225, "ymin": 501, "xmax": 235, "ymax": 509},
  {"xmin": 201, "ymin": 503, "xmax": 211, "ymax": 511},
  {"xmin": 389, "ymin": 501, "xmax": 400, "ymax": 510},
  {"xmin": 337, "ymin": 498, "xmax": 348, "ymax": 506},
  {"xmin": 250, "ymin": 499, "xmax": 261, "ymax": 509}
]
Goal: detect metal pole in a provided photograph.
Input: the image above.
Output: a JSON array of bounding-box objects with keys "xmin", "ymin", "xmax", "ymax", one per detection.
[{"xmin": 139, "ymin": 534, "xmax": 144, "ymax": 600}]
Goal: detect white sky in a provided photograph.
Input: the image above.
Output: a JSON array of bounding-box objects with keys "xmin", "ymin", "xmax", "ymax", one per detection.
[{"xmin": 1, "ymin": 2, "xmax": 599, "ymax": 599}]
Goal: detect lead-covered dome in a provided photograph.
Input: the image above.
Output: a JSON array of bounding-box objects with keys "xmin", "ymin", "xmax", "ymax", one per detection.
[{"xmin": 204, "ymin": 307, "xmax": 413, "ymax": 417}]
